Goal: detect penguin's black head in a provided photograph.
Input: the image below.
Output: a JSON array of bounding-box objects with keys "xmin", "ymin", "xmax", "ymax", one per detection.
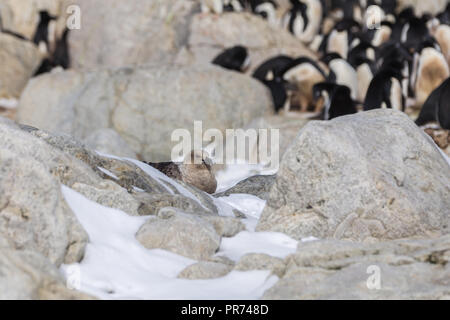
[
  {"xmin": 212, "ymin": 45, "xmax": 250, "ymax": 72},
  {"xmin": 252, "ymin": 55, "xmax": 294, "ymax": 82},
  {"xmin": 38, "ymin": 11, "xmax": 56, "ymax": 23},
  {"xmin": 417, "ymin": 36, "xmax": 440, "ymax": 53},
  {"xmin": 398, "ymin": 7, "xmax": 415, "ymax": 22},
  {"xmin": 334, "ymin": 18, "xmax": 360, "ymax": 33},
  {"xmin": 313, "ymin": 82, "xmax": 338, "ymax": 101},
  {"xmin": 253, "ymin": 0, "xmax": 278, "ymax": 20},
  {"xmin": 320, "ymin": 52, "xmax": 342, "ymax": 65}
]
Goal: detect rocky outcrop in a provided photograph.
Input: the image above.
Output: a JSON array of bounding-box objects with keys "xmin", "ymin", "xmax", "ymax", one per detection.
[
  {"xmin": 257, "ymin": 110, "xmax": 450, "ymax": 241},
  {"xmin": 244, "ymin": 114, "xmax": 311, "ymax": 159},
  {"xmin": 136, "ymin": 207, "xmax": 221, "ymax": 260},
  {"xmin": 0, "ymin": 248, "xmax": 94, "ymax": 300},
  {"xmin": 66, "ymin": 0, "xmax": 199, "ymax": 70},
  {"xmin": 263, "ymin": 235, "xmax": 450, "ymax": 299},
  {"xmin": 17, "ymin": 65, "xmax": 273, "ymax": 162},
  {"xmin": 178, "ymin": 261, "xmax": 233, "ymax": 279},
  {"xmin": 84, "ymin": 128, "xmax": 138, "ymax": 158},
  {"xmin": 235, "ymin": 253, "xmax": 286, "ymax": 278},
  {"xmin": 0, "ymin": 118, "xmax": 88, "ymax": 265},
  {"xmin": 0, "ymin": 34, "xmax": 42, "ymax": 99},
  {"xmin": 215, "ymin": 175, "xmax": 276, "ymax": 200}
]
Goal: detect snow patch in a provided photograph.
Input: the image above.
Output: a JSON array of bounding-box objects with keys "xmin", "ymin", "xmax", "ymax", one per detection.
[{"xmin": 61, "ymin": 186, "xmax": 278, "ymax": 300}]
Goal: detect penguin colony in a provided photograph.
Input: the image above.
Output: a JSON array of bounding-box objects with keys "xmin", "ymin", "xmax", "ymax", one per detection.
[
  {"xmin": 0, "ymin": 10, "xmax": 70, "ymax": 76},
  {"xmin": 209, "ymin": 0, "xmax": 450, "ymax": 129}
]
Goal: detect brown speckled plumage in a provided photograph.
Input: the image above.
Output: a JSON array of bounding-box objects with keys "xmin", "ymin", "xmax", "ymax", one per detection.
[{"xmin": 144, "ymin": 151, "xmax": 217, "ymax": 194}]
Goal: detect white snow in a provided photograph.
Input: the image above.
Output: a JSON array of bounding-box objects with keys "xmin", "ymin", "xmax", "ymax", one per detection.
[
  {"xmin": 215, "ymin": 163, "xmax": 277, "ymax": 193},
  {"xmin": 217, "ymin": 194, "xmax": 267, "ymax": 231},
  {"xmin": 60, "ymin": 155, "xmax": 315, "ymax": 300},
  {"xmin": 61, "ymin": 186, "xmax": 278, "ymax": 299},
  {"xmin": 216, "ymin": 231, "xmax": 298, "ymax": 262}
]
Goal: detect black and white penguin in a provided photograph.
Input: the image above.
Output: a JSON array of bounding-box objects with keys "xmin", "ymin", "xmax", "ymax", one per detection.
[
  {"xmin": 283, "ymin": 0, "xmax": 323, "ymax": 43},
  {"xmin": 437, "ymin": 79, "xmax": 450, "ymax": 129},
  {"xmin": 34, "ymin": 28, "xmax": 71, "ymax": 76},
  {"xmin": 326, "ymin": 0, "xmax": 361, "ymax": 21},
  {"xmin": 390, "ymin": 7, "xmax": 415, "ymax": 42},
  {"xmin": 321, "ymin": 52, "xmax": 358, "ymax": 100},
  {"xmin": 248, "ymin": 0, "xmax": 279, "ymax": 25},
  {"xmin": 401, "ymin": 15, "xmax": 431, "ymax": 52},
  {"xmin": 313, "ymin": 82, "xmax": 358, "ymax": 120},
  {"xmin": 212, "ymin": 45, "xmax": 250, "ymax": 72},
  {"xmin": 223, "ymin": 0, "xmax": 245, "ymax": 12},
  {"xmin": 280, "ymin": 56, "xmax": 328, "ymax": 111},
  {"xmin": 32, "ymin": 11, "xmax": 57, "ymax": 54},
  {"xmin": 347, "ymin": 41, "xmax": 376, "ymax": 66},
  {"xmin": 415, "ymin": 77, "xmax": 450, "ymax": 129},
  {"xmin": 252, "ymin": 55, "xmax": 294, "ymax": 112},
  {"xmin": 353, "ymin": 56, "xmax": 377, "ymax": 102},
  {"xmin": 322, "ymin": 18, "xmax": 361, "ymax": 58},
  {"xmin": 375, "ymin": 41, "xmax": 412, "ymax": 99},
  {"xmin": 363, "ymin": 67, "xmax": 404, "ymax": 111}
]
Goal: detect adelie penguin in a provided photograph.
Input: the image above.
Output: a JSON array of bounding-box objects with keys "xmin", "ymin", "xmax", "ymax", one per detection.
[
  {"xmin": 212, "ymin": 45, "xmax": 250, "ymax": 72},
  {"xmin": 34, "ymin": 28, "xmax": 71, "ymax": 76},
  {"xmin": 144, "ymin": 150, "xmax": 217, "ymax": 194},
  {"xmin": 321, "ymin": 52, "xmax": 358, "ymax": 100},
  {"xmin": 415, "ymin": 77, "xmax": 450, "ymax": 130},
  {"xmin": 248, "ymin": 0, "xmax": 279, "ymax": 26},
  {"xmin": 252, "ymin": 55, "xmax": 294, "ymax": 112},
  {"xmin": 283, "ymin": 0, "xmax": 323, "ymax": 43},
  {"xmin": 313, "ymin": 82, "xmax": 358, "ymax": 120},
  {"xmin": 321, "ymin": 18, "xmax": 361, "ymax": 59},
  {"xmin": 33, "ymin": 11, "xmax": 57, "ymax": 55},
  {"xmin": 363, "ymin": 66, "xmax": 404, "ymax": 112}
]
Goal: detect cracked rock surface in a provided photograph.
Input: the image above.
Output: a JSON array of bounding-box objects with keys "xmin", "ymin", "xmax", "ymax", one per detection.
[{"xmin": 257, "ymin": 110, "xmax": 450, "ymax": 241}]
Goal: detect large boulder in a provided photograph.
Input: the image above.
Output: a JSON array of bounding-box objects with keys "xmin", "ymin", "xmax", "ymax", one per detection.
[
  {"xmin": 66, "ymin": 0, "xmax": 199, "ymax": 69},
  {"xmin": 0, "ymin": 247, "xmax": 93, "ymax": 300},
  {"xmin": 0, "ymin": 33, "xmax": 42, "ymax": 99},
  {"xmin": 263, "ymin": 235, "xmax": 450, "ymax": 299},
  {"xmin": 84, "ymin": 128, "xmax": 138, "ymax": 158},
  {"xmin": 136, "ymin": 207, "xmax": 221, "ymax": 260},
  {"xmin": 257, "ymin": 110, "xmax": 450, "ymax": 241},
  {"xmin": 17, "ymin": 65, "xmax": 273, "ymax": 161},
  {"xmin": 0, "ymin": 118, "xmax": 88, "ymax": 265}
]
